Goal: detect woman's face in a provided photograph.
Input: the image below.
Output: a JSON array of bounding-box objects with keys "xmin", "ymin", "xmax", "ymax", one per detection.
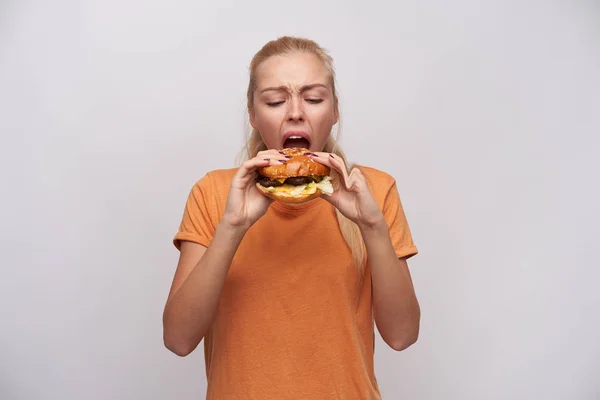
[{"xmin": 250, "ymin": 52, "xmax": 338, "ymax": 152}]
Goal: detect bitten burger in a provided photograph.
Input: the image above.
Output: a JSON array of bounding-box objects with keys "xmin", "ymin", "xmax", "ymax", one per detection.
[{"xmin": 255, "ymin": 147, "xmax": 334, "ymax": 203}]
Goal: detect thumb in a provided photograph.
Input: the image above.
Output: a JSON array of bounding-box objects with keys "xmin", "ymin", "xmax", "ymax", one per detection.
[{"xmin": 320, "ymin": 190, "xmax": 341, "ymax": 208}]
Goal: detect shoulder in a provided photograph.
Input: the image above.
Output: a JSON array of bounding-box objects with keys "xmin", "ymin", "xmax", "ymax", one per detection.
[
  {"xmin": 181, "ymin": 168, "xmax": 238, "ymax": 224},
  {"xmin": 191, "ymin": 167, "xmax": 238, "ymax": 191},
  {"xmin": 187, "ymin": 167, "xmax": 238, "ymax": 207}
]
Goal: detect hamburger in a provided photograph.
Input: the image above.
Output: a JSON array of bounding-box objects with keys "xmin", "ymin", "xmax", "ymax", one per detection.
[{"xmin": 255, "ymin": 147, "xmax": 334, "ymax": 203}]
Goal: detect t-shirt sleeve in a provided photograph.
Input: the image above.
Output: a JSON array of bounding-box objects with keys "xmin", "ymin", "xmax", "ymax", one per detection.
[
  {"xmin": 382, "ymin": 180, "xmax": 419, "ymax": 260},
  {"xmin": 173, "ymin": 173, "xmax": 217, "ymax": 251}
]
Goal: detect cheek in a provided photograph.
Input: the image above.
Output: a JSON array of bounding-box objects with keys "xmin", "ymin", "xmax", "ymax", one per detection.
[
  {"xmin": 255, "ymin": 108, "xmax": 280, "ymax": 128},
  {"xmin": 311, "ymin": 108, "xmax": 336, "ymax": 129},
  {"xmin": 254, "ymin": 108, "xmax": 284, "ymax": 145}
]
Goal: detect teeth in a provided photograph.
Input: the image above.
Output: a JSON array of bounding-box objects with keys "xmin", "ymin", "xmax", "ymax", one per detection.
[{"xmin": 289, "ymin": 136, "xmax": 303, "ymax": 139}]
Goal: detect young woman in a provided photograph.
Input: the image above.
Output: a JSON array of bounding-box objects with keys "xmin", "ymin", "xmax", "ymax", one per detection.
[{"xmin": 163, "ymin": 36, "xmax": 420, "ymax": 399}]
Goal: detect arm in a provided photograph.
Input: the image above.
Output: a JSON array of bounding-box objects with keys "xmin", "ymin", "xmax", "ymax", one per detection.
[
  {"xmin": 292, "ymin": 152, "xmax": 420, "ymax": 351},
  {"xmin": 360, "ymin": 219, "xmax": 420, "ymax": 351},
  {"xmin": 162, "ymin": 221, "xmax": 246, "ymax": 357},
  {"xmin": 163, "ymin": 153, "xmax": 281, "ymax": 357}
]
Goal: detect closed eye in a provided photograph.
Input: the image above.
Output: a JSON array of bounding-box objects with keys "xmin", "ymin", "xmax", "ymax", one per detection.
[
  {"xmin": 266, "ymin": 101, "xmax": 285, "ymax": 107},
  {"xmin": 306, "ymin": 99, "xmax": 323, "ymax": 104}
]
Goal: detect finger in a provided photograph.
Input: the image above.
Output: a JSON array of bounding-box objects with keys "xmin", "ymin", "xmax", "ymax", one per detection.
[
  {"xmin": 348, "ymin": 169, "xmax": 364, "ymax": 192},
  {"xmin": 242, "ymin": 155, "xmax": 289, "ymax": 172},
  {"xmin": 254, "ymin": 150, "xmax": 290, "ymax": 165},
  {"xmin": 235, "ymin": 158, "xmax": 270, "ymax": 181},
  {"xmin": 348, "ymin": 167, "xmax": 368, "ymax": 192},
  {"xmin": 237, "ymin": 156, "xmax": 288, "ymax": 187},
  {"xmin": 267, "ymin": 148, "xmax": 298, "ymax": 160},
  {"xmin": 310, "ymin": 152, "xmax": 350, "ymax": 189},
  {"xmin": 257, "ymin": 149, "xmax": 282, "ymax": 158},
  {"xmin": 319, "ymin": 194, "xmax": 335, "ymax": 209}
]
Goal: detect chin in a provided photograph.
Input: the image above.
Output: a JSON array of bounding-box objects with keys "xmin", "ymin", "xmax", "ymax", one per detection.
[{"xmin": 255, "ymin": 147, "xmax": 333, "ymax": 204}]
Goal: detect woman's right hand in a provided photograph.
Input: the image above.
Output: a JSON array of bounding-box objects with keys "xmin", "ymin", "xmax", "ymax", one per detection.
[{"xmin": 222, "ymin": 149, "xmax": 285, "ymax": 231}]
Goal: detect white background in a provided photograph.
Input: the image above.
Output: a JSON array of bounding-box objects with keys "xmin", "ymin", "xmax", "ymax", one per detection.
[{"xmin": 1, "ymin": 0, "xmax": 599, "ymax": 399}]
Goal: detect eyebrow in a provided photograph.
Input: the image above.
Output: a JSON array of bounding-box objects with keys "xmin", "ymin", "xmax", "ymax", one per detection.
[{"xmin": 260, "ymin": 83, "xmax": 329, "ymax": 94}]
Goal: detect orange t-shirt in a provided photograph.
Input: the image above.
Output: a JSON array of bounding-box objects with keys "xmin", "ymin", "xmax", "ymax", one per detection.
[{"xmin": 173, "ymin": 165, "xmax": 418, "ymax": 400}]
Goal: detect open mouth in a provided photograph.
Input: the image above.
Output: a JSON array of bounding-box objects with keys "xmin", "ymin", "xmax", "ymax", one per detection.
[{"xmin": 283, "ymin": 136, "xmax": 310, "ymax": 149}]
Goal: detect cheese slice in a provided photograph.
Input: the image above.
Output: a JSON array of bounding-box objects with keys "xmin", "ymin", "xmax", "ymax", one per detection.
[{"xmin": 264, "ymin": 176, "xmax": 333, "ymax": 197}]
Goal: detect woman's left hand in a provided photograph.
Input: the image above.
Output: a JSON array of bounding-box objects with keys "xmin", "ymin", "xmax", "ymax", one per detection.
[{"xmin": 309, "ymin": 152, "xmax": 385, "ymax": 229}]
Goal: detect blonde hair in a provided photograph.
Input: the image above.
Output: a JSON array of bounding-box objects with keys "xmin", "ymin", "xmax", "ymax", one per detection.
[{"xmin": 239, "ymin": 36, "xmax": 366, "ymax": 273}]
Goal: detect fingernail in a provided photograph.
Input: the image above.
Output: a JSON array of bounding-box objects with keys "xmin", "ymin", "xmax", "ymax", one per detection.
[
  {"xmin": 329, "ymin": 154, "xmax": 335, "ymax": 158},
  {"xmin": 285, "ymin": 155, "xmax": 293, "ymax": 158},
  {"xmin": 263, "ymin": 158, "xmax": 270, "ymax": 161},
  {"xmin": 309, "ymin": 153, "xmax": 318, "ymax": 157},
  {"xmin": 303, "ymin": 152, "xmax": 314, "ymax": 155},
  {"xmin": 279, "ymin": 159, "xmax": 287, "ymax": 163},
  {"xmin": 278, "ymin": 151, "xmax": 285, "ymax": 155}
]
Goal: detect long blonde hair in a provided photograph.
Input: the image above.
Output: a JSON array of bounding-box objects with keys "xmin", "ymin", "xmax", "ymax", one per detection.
[{"xmin": 239, "ymin": 36, "xmax": 366, "ymax": 273}]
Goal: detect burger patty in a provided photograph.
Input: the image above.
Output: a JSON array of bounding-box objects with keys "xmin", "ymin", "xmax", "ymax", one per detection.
[{"xmin": 256, "ymin": 175, "xmax": 323, "ymax": 187}]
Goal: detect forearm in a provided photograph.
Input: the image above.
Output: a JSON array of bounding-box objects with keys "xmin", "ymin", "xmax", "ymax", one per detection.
[
  {"xmin": 360, "ymin": 219, "xmax": 420, "ymax": 351},
  {"xmin": 163, "ymin": 222, "xmax": 246, "ymax": 356}
]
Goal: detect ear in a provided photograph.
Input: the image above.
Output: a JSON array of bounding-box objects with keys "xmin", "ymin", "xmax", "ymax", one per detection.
[
  {"xmin": 249, "ymin": 106, "xmax": 257, "ymax": 129},
  {"xmin": 333, "ymin": 100, "xmax": 339, "ymax": 125}
]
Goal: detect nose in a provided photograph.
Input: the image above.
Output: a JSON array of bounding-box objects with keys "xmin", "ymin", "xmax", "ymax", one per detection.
[{"xmin": 286, "ymin": 96, "xmax": 304, "ymax": 121}]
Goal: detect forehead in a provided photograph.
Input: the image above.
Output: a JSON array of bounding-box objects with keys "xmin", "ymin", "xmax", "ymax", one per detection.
[{"xmin": 255, "ymin": 52, "xmax": 330, "ymax": 89}]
